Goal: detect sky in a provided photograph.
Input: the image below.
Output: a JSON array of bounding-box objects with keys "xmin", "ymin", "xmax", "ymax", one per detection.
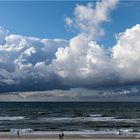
[{"xmin": 0, "ymin": 0, "xmax": 140, "ymax": 101}]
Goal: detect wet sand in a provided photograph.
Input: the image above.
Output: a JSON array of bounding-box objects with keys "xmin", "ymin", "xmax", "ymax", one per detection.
[
  {"xmin": 0, "ymin": 132, "xmax": 140, "ymax": 140},
  {"xmin": 0, "ymin": 137, "xmax": 139, "ymax": 140}
]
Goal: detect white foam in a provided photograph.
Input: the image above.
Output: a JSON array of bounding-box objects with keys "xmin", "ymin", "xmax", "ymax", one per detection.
[
  {"xmin": 119, "ymin": 128, "xmax": 133, "ymax": 133},
  {"xmin": 39, "ymin": 117, "xmax": 72, "ymax": 122},
  {"xmin": 39, "ymin": 116, "xmax": 140, "ymax": 123},
  {"xmin": 0, "ymin": 116, "xmax": 25, "ymax": 121},
  {"xmin": 9, "ymin": 129, "xmax": 139, "ymax": 135},
  {"xmin": 10, "ymin": 128, "xmax": 33, "ymax": 133},
  {"xmin": 89, "ymin": 114, "xmax": 102, "ymax": 117}
]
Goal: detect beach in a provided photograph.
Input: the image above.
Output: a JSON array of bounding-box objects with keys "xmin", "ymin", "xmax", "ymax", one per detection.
[
  {"xmin": 0, "ymin": 138, "xmax": 139, "ymax": 140},
  {"xmin": 0, "ymin": 132, "xmax": 140, "ymax": 140}
]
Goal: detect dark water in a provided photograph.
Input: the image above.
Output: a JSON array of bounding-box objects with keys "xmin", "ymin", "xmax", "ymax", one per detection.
[{"xmin": 0, "ymin": 102, "xmax": 140, "ymax": 134}]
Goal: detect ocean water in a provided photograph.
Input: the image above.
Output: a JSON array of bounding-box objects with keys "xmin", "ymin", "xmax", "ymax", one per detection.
[{"xmin": 0, "ymin": 102, "xmax": 140, "ymax": 135}]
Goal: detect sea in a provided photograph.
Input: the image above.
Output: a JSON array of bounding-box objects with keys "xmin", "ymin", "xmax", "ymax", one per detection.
[{"xmin": 0, "ymin": 102, "xmax": 140, "ymax": 135}]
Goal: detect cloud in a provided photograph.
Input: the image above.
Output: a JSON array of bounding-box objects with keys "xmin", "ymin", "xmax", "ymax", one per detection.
[
  {"xmin": 0, "ymin": 27, "xmax": 68, "ymax": 91},
  {"xmin": 112, "ymin": 24, "xmax": 140, "ymax": 83},
  {"xmin": 1, "ymin": 0, "xmax": 140, "ymax": 93},
  {"xmin": 102, "ymin": 87, "xmax": 138, "ymax": 97},
  {"xmin": 51, "ymin": 0, "xmax": 118, "ymax": 87},
  {"xmin": 0, "ymin": 27, "xmax": 9, "ymax": 45},
  {"xmin": 65, "ymin": 0, "xmax": 118, "ymax": 39},
  {"xmin": 0, "ymin": 86, "xmax": 139, "ymax": 101}
]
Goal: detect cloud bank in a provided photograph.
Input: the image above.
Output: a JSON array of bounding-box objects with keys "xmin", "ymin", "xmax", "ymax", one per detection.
[
  {"xmin": 0, "ymin": 86, "xmax": 139, "ymax": 101},
  {"xmin": 0, "ymin": 0, "xmax": 140, "ymax": 92}
]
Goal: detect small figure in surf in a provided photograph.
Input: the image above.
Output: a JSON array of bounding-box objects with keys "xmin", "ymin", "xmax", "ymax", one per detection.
[
  {"xmin": 59, "ymin": 132, "xmax": 64, "ymax": 139},
  {"xmin": 62, "ymin": 132, "xmax": 64, "ymax": 138},
  {"xmin": 17, "ymin": 131, "xmax": 20, "ymax": 137},
  {"xmin": 59, "ymin": 134, "xmax": 62, "ymax": 139}
]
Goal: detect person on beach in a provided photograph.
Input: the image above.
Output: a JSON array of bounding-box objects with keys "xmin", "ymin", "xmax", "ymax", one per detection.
[
  {"xmin": 62, "ymin": 132, "xmax": 64, "ymax": 138},
  {"xmin": 17, "ymin": 130, "xmax": 20, "ymax": 137},
  {"xmin": 59, "ymin": 134, "xmax": 62, "ymax": 139},
  {"xmin": 59, "ymin": 132, "xmax": 64, "ymax": 139}
]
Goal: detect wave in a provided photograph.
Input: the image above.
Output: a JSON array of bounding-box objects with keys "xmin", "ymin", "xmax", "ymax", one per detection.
[
  {"xmin": 9, "ymin": 129, "xmax": 139, "ymax": 135},
  {"xmin": 0, "ymin": 116, "xmax": 25, "ymax": 121},
  {"xmin": 39, "ymin": 116, "xmax": 140, "ymax": 123},
  {"xmin": 89, "ymin": 114, "xmax": 102, "ymax": 117},
  {"xmin": 10, "ymin": 128, "xmax": 33, "ymax": 133},
  {"xmin": 119, "ymin": 128, "xmax": 133, "ymax": 133}
]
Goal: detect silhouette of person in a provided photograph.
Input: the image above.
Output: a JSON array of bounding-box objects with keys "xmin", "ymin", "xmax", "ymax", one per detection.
[
  {"xmin": 62, "ymin": 132, "xmax": 64, "ymax": 139},
  {"xmin": 59, "ymin": 134, "xmax": 62, "ymax": 139},
  {"xmin": 17, "ymin": 131, "xmax": 20, "ymax": 137}
]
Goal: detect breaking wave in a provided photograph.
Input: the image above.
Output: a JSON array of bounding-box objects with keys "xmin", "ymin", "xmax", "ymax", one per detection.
[
  {"xmin": 39, "ymin": 115, "xmax": 140, "ymax": 123},
  {"xmin": 0, "ymin": 116, "xmax": 25, "ymax": 121}
]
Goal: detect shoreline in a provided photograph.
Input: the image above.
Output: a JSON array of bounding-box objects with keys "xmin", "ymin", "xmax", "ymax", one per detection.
[{"xmin": 0, "ymin": 132, "xmax": 140, "ymax": 139}]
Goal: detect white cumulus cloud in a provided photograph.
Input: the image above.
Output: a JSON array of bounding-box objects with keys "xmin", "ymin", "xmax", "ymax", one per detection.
[
  {"xmin": 112, "ymin": 24, "xmax": 140, "ymax": 83},
  {"xmin": 1, "ymin": 0, "xmax": 140, "ymax": 93},
  {"xmin": 51, "ymin": 0, "xmax": 118, "ymax": 87},
  {"xmin": 65, "ymin": 0, "xmax": 118, "ymax": 39},
  {"xmin": 0, "ymin": 27, "xmax": 68, "ymax": 88}
]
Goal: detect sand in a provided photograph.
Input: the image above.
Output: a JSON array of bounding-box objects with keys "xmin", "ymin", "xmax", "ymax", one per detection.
[
  {"xmin": 0, "ymin": 132, "xmax": 140, "ymax": 140},
  {"xmin": 0, "ymin": 138, "xmax": 139, "ymax": 140},
  {"xmin": 0, "ymin": 137, "xmax": 139, "ymax": 140}
]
